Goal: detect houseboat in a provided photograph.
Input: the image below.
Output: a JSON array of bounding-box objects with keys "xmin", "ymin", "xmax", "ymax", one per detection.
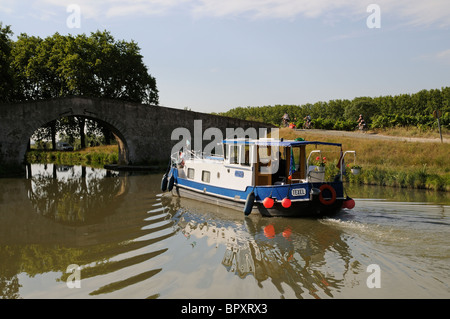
[{"xmin": 161, "ymin": 138, "xmax": 356, "ymax": 217}]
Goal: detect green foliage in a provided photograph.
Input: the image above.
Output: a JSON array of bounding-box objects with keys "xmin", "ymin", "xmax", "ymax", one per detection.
[
  {"xmin": 26, "ymin": 149, "xmax": 118, "ymax": 166},
  {"xmin": 218, "ymin": 87, "xmax": 450, "ymax": 131},
  {"xmin": 9, "ymin": 30, "xmax": 158, "ymax": 104},
  {"xmin": 344, "ymin": 97, "xmax": 380, "ymax": 122},
  {"xmin": 371, "ymin": 113, "xmax": 449, "ymax": 130},
  {"xmin": 0, "ymin": 23, "xmax": 14, "ymax": 102},
  {"xmin": 343, "ymin": 165, "xmax": 449, "ymax": 191}
]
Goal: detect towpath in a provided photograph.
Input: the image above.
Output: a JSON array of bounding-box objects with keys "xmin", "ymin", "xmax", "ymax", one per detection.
[{"xmin": 295, "ymin": 129, "xmax": 449, "ymax": 144}]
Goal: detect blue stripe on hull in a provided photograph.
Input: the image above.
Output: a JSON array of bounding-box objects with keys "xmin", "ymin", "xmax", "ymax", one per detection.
[
  {"xmin": 172, "ymin": 172, "xmax": 344, "ymax": 203},
  {"xmin": 172, "ymin": 183, "xmax": 344, "ymax": 217},
  {"xmin": 171, "ymin": 168, "xmax": 345, "ymax": 217}
]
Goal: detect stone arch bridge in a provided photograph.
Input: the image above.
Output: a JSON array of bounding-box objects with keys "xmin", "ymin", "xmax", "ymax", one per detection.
[{"xmin": 0, "ymin": 97, "xmax": 274, "ymax": 169}]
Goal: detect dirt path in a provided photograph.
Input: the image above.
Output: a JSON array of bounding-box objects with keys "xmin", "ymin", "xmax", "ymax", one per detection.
[{"xmin": 295, "ymin": 129, "xmax": 449, "ymax": 144}]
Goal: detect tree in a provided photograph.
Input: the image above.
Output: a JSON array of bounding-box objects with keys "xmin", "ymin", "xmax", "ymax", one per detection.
[
  {"xmin": 11, "ymin": 30, "xmax": 158, "ymax": 104},
  {"xmin": 8, "ymin": 28, "xmax": 159, "ymax": 149},
  {"xmin": 0, "ymin": 23, "xmax": 14, "ymax": 102},
  {"xmin": 344, "ymin": 97, "xmax": 380, "ymax": 123}
]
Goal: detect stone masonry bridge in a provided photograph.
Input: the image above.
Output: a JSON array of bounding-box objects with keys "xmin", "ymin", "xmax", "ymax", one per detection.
[{"xmin": 0, "ymin": 97, "xmax": 274, "ymax": 169}]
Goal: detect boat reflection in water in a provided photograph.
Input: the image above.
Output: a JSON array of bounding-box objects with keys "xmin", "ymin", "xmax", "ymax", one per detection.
[
  {"xmin": 18, "ymin": 165, "xmax": 355, "ymax": 299},
  {"xmin": 162, "ymin": 194, "xmax": 353, "ymax": 299}
]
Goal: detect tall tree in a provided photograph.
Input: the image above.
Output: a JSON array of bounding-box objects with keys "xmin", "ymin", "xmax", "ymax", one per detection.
[
  {"xmin": 0, "ymin": 23, "xmax": 14, "ymax": 102},
  {"xmin": 343, "ymin": 97, "xmax": 380, "ymax": 123},
  {"xmin": 8, "ymin": 29, "xmax": 159, "ymax": 149}
]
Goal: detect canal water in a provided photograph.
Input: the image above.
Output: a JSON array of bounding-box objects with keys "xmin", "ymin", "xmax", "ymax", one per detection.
[{"xmin": 0, "ymin": 164, "xmax": 448, "ymax": 299}]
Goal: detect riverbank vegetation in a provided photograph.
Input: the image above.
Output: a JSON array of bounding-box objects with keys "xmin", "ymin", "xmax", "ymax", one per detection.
[
  {"xmin": 26, "ymin": 145, "xmax": 119, "ymax": 167},
  {"xmin": 277, "ymin": 128, "xmax": 450, "ymax": 191},
  {"xmin": 215, "ymin": 87, "xmax": 450, "ymax": 135}
]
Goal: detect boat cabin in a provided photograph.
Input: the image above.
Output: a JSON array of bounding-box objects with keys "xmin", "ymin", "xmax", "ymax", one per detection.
[
  {"xmin": 174, "ymin": 138, "xmax": 343, "ymax": 191},
  {"xmin": 220, "ymin": 138, "xmax": 341, "ymax": 186},
  {"xmin": 167, "ymin": 137, "xmax": 355, "ymax": 217}
]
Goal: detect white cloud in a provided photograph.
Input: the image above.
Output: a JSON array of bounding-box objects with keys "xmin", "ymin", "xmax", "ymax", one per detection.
[
  {"xmin": 191, "ymin": 0, "xmax": 362, "ymax": 19},
  {"xmin": 0, "ymin": 4, "xmax": 14, "ymax": 15},
  {"xmin": 188, "ymin": 0, "xmax": 450, "ymax": 28},
  {"xmin": 437, "ymin": 49, "xmax": 450, "ymax": 58},
  {"xmin": 7, "ymin": 0, "xmax": 450, "ymax": 28},
  {"xmin": 436, "ymin": 49, "xmax": 450, "ymax": 64},
  {"xmin": 392, "ymin": 0, "xmax": 450, "ymax": 27},
  {"xmin": 413, "ymin": 48, "xmax": 450, "ymax": 66},
  {"xmin": 33, "ymin": 0, "xmax": 189, "ymax": 19}
]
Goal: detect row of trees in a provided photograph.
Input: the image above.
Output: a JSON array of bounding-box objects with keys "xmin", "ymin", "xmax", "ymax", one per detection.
[
  {"xmin": 0, "ymin": 23, "xmax": 158, "ymax": 149},
  {"xmin": 216, "ymin": 87, "xmax": 450, "ymax": 130}
]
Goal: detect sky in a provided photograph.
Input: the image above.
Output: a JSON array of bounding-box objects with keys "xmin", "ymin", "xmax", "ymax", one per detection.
[{"xmin": 1, "ymin": 0, "xmax": 450, "ymax": 113}]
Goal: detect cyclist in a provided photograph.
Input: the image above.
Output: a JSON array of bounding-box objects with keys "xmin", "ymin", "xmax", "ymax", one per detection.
[
  {"xmin": 282, "ymin": 113, "xmax": 290, "ymax": 127},
  {"xmin": 303, "ymin": 115, "xmax": 312, "ymax": 129}
]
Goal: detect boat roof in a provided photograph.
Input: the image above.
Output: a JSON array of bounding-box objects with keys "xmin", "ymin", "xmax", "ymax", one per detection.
[{"xmin": 222, "ymin": 138, "xmax": 342, "ymax": 147}]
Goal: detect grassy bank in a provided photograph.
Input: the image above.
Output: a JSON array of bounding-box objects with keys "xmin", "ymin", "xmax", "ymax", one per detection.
[
  {"xmin": 372, "ymin": 126, "xmax": 449, "ymax": 140},
  {"xmin": 277, "ymin": 128, "xmax": 450, "ymax": 191},
  {"xmin": 26, "ymin": 145, "xmax": 119, "ymax": 168}
]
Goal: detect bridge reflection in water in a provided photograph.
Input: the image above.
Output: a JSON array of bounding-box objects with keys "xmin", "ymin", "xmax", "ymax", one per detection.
[{"xmin": 0, "ymin": 165, "xmax": 357, "ymax": 299}]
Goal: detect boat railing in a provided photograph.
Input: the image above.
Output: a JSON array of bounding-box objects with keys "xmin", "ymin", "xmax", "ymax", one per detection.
[
  {"xmin": 306, "ymin": 149, "xmax": 356, "ymax": 182},
  {"xmin": 306, "ymin": 150, "xmax": 324, "ymax": 183},
  {"xmin": 306, "ymin": 150, "xmax": 322, "ymax": 168},
  {"xmin": 170, "ymin": 149, "xmax": 224, "ymax": 165},
  {"xmin": 339, "ymin": 151, "xmax": 356, "ymax": 181}
]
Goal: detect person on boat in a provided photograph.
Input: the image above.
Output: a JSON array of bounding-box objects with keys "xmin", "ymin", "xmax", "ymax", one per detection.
[{"xmin": 178, "ymin": 151, "xmax": 185, "ymax": 167}]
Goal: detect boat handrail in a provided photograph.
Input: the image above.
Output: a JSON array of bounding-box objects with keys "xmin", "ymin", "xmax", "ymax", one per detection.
[
  {"xmin": 171, "ymin": 149, "xmax": 224, "ymax": 164},
  {"xmin": 339, "ymin": 151, "xmax": 356, "ymax": 181},
  {"xmin": 305, "ymin": 149, "xmax": 356, "ymax": 182},
  {"xmin": 306, "ymin": 150, "xmax": 322, "ymax": 183},
  {"xmin": 306, "ymin": 149, "xmax": 322, "ymax": 166}
]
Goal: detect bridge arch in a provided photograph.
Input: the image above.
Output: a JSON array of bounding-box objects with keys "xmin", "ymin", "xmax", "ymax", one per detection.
[
  {"xmin": 24, "ymin": 114, "xmax": 130, "ymax": 164},
  {"xmin": 18, "ymin": 101, "xmax": 131, "ymax": 165}
]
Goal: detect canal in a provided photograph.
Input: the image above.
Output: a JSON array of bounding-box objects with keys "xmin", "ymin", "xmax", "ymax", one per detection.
[{"xmin": 0, "ymin": 164, "xmax": 448, "ymax": 299}]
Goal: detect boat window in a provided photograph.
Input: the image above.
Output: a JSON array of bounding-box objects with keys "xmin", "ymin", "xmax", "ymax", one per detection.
[
  {"xmin": 258, "ymin": 145, "xmax": 271, "ymax": 164},
  {"xmin": 241, "ymin": 145, "xmax": 250, "ymax": 166},
  {"xmin": 229, "ymin": 145, "xmax": 239, "ymax": 164},
  {"xmin": 202, "ymin": 170, "xmax": 210, "ymax": 183},
  {"xmin": 187, "ymin": 168, "xmax": 195, "ymax": 179},
  {"xmin": 291, "ymin": 147, "xmax": 301, "ymax": 171}
]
